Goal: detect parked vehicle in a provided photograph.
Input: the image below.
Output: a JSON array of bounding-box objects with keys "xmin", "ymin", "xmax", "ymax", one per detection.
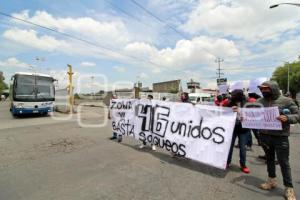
[
  {"xmin": 10, "ymin": 72, "xmax": 55, "ymax": 116},
  {"xmin": 189, "ymin": 93, "xmax": 213, "ymax": 104}
]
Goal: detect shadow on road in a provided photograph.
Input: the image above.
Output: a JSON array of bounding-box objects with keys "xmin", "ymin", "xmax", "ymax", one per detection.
[
  {"xmin": 119, "ymin": 141, "xmax": 229, "ymax": 179},
  {"xmin": 231, "ymin": 175, "xmax": 285, "ymax": 198},
  {"xmin": 12, "ymin": 113, "xmax": 50, "ymax": 119}
]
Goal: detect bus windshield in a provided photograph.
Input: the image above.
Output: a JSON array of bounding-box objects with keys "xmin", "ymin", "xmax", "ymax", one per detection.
[{"xmin": 14, "ymin": 75, "xmax": 55, "ymax": 101}]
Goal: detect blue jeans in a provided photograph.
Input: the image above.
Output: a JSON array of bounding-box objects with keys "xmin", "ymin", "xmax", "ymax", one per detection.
[{"xmin": 227, "ymin": 130, "xmax": 250, "ymax": 167}]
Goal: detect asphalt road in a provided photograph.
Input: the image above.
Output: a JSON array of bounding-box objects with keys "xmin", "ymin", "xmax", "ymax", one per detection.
[{"xmin": 0, "ymin": 100, "xmax": 299, "ymax": 200}]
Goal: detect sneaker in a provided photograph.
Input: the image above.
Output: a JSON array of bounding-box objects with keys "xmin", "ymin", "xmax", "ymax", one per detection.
[
  {"xmin": 285, "ymin": 187, "xmax": 296, "ymax": 200},
  {"xmin": 152, "ymin": 145, "xmax": 156, "ymax": 151},
  {"xmin": 139, "ymin": 144, "xmax": 145, "ymax": 149},
  {"xmin": 226, "ymin": 163, "xmax": 232, "ymax": 170},
  {"xmin": 241, "ymin": 166, "xmax": 250, "ymax": 174},
  {"xmin": 260, "ymin": 178, "xmax": 277, "ymax": 190},
  {"xmin": 117, "ymin": 137, "xmax": 122, "ymax": 143},
  {"xmin": 258, "ymin": 155, "xmax": 267, "ymax": 160},
  {"xmin": 109, "ymin": 136, "xmax": 117, "ymax": 140}
]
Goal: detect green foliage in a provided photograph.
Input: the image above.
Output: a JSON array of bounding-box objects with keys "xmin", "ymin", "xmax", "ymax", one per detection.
[
  {"xmin": 271, "ymin": 61, "xmax": 300, "ymax": 98},
  {"xmin": 0, "ymin": 74, "xmax": 8, "ymax": 94},
  {"xmin": 74, "ymin": 93, "xmax": 80, "ymax": 99}
]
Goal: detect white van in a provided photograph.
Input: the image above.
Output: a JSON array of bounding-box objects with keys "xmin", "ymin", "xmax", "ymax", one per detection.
[{"xmin": 189, "ymin": 93, "xmax": 213, "ymax": 104}]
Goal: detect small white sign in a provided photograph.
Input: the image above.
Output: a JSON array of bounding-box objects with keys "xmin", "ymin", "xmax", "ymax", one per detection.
[{"xmin": 241, "ymin": 107, "xmax": 282, "ymax": 130}]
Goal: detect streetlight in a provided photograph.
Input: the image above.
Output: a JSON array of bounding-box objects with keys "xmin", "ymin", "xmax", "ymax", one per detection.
[
  {"xmin": 270, "ymin": 2, "xmax": 300, "ymax": 9},
  {"xmin": 270, "ymin": 3, "xmax": 300, "ymax": 94},
  {"xmin": 285, "ymin": 62, "xmax": 290, "ymax": 94}
]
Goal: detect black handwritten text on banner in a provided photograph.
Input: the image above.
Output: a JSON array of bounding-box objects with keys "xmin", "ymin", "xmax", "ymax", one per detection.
[{"xmin": 110, "ymin": 99, "xmax": 237, "ymax": 169}]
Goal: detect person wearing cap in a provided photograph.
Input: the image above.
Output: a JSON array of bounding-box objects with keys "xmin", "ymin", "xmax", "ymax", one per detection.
[{"xmin": 257, "ymin": 81, "xmax": 299, "ymax": 200}]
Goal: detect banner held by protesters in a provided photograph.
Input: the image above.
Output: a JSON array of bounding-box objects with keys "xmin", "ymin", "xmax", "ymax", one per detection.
[{"xmin": 110, "ymin": 99, "xmax": 237, "ymax": 169}]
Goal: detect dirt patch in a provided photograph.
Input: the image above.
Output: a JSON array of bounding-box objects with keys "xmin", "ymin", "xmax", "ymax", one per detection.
[{"xmin": 35, "ymin": 136, "xmax": 96, "ymax": 153}]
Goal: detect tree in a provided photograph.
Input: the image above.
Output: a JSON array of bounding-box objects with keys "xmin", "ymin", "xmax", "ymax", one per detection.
[
  {"xmin": 0, "ymin": 71, "xmax": 8, "ymax": 94},
  {"xmin": 271, "ymin": 61, "xmax": 300, "ymax": 98}
]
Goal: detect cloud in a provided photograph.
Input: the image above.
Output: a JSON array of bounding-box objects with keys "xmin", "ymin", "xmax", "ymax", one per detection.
[
  {"xmin": 138, "ymin": 72, "xmax": 149, "ymax": 79},
  {"xmin": 11, "ymin": 10, "xmax": 131, "ymax": 48},
  {"xmin": 181, "ymin": 0, "xmax": 300, "ymax": 41},
  {"xmin": 113, "ymin": 66, "xmax": 127, "ymax": 73},
  {"xmin": 3, "ymin": 28, "xmax": 68, "ymax": 51},
  {"xmin": 124, "ymin": 36, "xmax": 240, "ymax": 71},
  {"xmin": 80, "ymin": 61, "xmax": 96, "ymax": 67},
  {"xmin": 0, "ymin": 57, "xmax": 31, "ymax": 68}
]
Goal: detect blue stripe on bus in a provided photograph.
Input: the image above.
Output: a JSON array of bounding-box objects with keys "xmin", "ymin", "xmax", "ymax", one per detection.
[{"xmin": 12, "ymin": 106, "xmax": 53, "ymax": 115}]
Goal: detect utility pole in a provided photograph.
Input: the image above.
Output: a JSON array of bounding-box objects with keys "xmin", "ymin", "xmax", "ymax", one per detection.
[
  {"xmin": 67, "ymin": 64, "xmax": 74, "ymax": 113},
  {"xmin": 287, "ymin": 62, "xmax": 290, "ymax": 94},
  {"xmin": 35, "ymin": 57, "xmax": 45, "ymax": 73},
  {"xmin": 91, "ymin": 76, "xmax": 94, "ymax": 99},
  {"xmin": 215, "ymin": 58, "xmax": 224, "ymax": 79}
]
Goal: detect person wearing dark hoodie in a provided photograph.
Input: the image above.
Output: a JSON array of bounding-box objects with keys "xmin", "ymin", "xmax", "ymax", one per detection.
[
  {"xmin": 226, "ymin": 89, "xmax": 251, "ymax": 173},
  {"xmin": 257, "ymin": 81, "xmax": 299, "ymax": 200}
]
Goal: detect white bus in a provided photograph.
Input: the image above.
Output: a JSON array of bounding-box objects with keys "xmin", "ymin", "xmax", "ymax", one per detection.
[
  {"xmin": 189, "ymin": 92, "xmax": 214, "ymax": 104},
  {"xmin": 9, "ymin": 72, "xmax": 55, "ymax": 116}
]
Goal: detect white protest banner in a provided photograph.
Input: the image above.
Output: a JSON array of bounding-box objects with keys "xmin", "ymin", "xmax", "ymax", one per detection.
[
  {"xmin": 230, "ymin": 81, "xmax": 244, "ymax": 92},
  {"xmin": 218, "ymin": 84, "xmax": 229, "ymax": 95},
  {"xmin": 134, "ymin": 99, "xmax": 155, "ymax": 141},
  {"xmin": 248, "ymin": 77, "xmax": 268, "ymax": 96},
  {"xmin": 117, "ymin": 100, "xmax": 237, "ymax": 170},
  {"xmin": 241, "ymin": 107, "xmax": 282, "ymax": 130},
  {"xmin": 110, "ymin": 99, "xmax": 136, "ymax": 137}
]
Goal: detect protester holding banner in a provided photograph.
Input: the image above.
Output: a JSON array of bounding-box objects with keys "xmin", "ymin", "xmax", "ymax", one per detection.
[
  {"xmin": 214, "ymin": 95, "xmax": 223, "ymax": 106},
  {"xmin": 226, "ymin": 89, "xmax": 250, "ymax": 174},
  {"xmin": 139, "ymin": 95, "xmax": 156, "ymax": 151},
  {"xmin": 257, "ymin": 81, "xmax": 299, "ymax": 200},
  {"xmin": 246, "ymin": 92, "xmax": 262, "ymax": 149},
  {"xmin": 180, "ymin": 92, "xmax": 190, "ymax": 103},
  {"xmin": 171, "ymin": 92, "xmax": 191, "ymax": 158},
  {"xmin": 108, "ymin": 94, "xmax": 122, "ymax": 143}
]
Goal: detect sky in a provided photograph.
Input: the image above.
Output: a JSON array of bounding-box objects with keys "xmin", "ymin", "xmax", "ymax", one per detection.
[{"xmin": 0, "ymin": 0, "xmax": 300, "ymax": 92}]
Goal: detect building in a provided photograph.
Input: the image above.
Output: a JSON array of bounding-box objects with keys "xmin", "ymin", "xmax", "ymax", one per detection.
[
  {"xmin": 153, "ymin": 80, "xmax": 181, "ymax": 93},
  {"xmin": 187, "ymin": 79, "xmax": 200, "ymax": 93}
]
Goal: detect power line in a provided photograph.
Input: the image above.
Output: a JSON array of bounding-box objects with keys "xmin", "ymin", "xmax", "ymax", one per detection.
[
  {"xmin": 104, "ymin": 0, "xmax": 147, "ymax": 26},
  {"xmin": 130, "ymin": 0, "xmax": 187, "ymax": 39},
  {"xmin": 0, "ymin": 11, "xmax": 163, "ymax": 68}
]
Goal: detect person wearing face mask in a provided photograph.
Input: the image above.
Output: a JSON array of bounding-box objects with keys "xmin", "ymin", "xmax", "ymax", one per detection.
[
  {"xmin": 215, "ymin": 94, "xmax": 223, "ymax": 106},
  {"xmin": 180, "ymin": 92, "xmax": 190, "ymax": 103},
  {"xmin": 226, "ymin": 89, "xmax": 251, "ymax": 173},
  {"xmin": 257, "ymin": 81, "xmax": 299, "ymax": 200}
]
